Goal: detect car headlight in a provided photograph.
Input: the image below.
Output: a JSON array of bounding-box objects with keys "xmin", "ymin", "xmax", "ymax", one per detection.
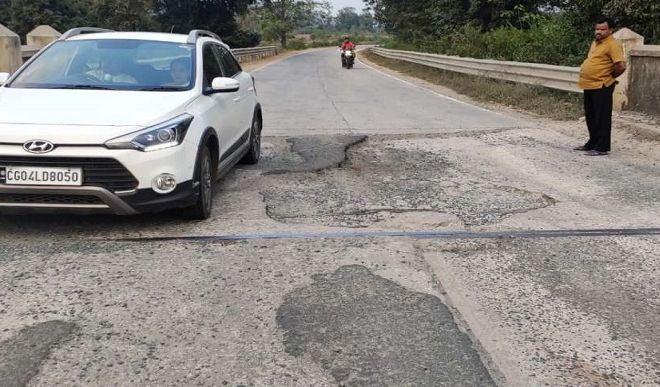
[{"xmin": 105, "ymin": 114, "xmax": 194, "ymax": 152}]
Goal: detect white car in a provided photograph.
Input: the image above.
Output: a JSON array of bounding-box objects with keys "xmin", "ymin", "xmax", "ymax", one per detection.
[{"xmin": 0, "ymin": 28, "xmax": 262, "ymax": 219}]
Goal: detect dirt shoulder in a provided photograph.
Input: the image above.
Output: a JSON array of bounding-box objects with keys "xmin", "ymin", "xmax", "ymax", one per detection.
[{"xmin": 358, "ymin": 49, "xmax": 660, "ymax": 165}]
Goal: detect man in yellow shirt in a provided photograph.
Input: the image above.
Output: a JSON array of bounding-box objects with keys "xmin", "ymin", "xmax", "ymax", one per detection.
[{"xmin": 576, "ymin": 17, "xmax": 627, "ymax": 156}]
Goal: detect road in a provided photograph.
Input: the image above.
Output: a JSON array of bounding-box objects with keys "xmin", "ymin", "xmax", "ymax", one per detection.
[{"xmin": 0, "ymin": 48, "xmax": 659, "ymax": 386}]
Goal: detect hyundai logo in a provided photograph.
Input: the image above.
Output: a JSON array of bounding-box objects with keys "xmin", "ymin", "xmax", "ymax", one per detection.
[{"xmin": 23, "ymin": 140, "xmax": 56, "ymax": 154}]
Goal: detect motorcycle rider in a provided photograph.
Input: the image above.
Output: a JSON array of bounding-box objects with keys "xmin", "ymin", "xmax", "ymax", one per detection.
[{"xmin": 340, "ymin": 36, "xmax": 356, "ymax": 67}]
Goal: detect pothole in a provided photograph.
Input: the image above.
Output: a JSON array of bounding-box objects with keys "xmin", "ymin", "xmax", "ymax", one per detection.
[
  {"xmin": 0, "ymin": 320, "xmax": 78, "ymax": 387},
  {"xmin": 261, "ymin": 138, "xmax": 556, "ymax": 228},
  {"xmin": 276, "ymin": 265, "xmax": 495, "ymax": 386},
  {"xmin": 254, "ymin": 135, "xmax": 367, "ymax": 175}
]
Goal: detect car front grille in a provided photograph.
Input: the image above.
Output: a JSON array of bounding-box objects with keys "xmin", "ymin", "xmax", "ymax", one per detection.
[
  {"xmin": 0, "ymin": 193, "xmax": 105, "ymax": 205},
  {"xmin": 0, "ymin": 157, "xmax": 138, "ymax": 192}
]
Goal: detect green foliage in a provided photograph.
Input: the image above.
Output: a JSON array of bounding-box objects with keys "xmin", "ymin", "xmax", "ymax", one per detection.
[
  {"xmin": 225, "ymin": 30, "xmax": 262, "ymax": 48},
  {"xmin": 306, "ymin": 29, "xmax": 382, "ymax": 48},
  {"xmin": 1, "ymin": 0, "xmax": 90, "ymax": 42},
  {"xmin": 384, "ymin": 16, "xmax": 590, "ymax": 66},
  {"xmin": 92, "ymin": 0, "xmax": 157, "ymax": 31},
  {"xmin": 309, "ymin": 40, "xmax": 336, "ymax": 48},
  {"xmin": 369, "ymin": 0, "xmax": 659, "ymax": 65},
  {"xmin": 286, "ymin": 38, "xmax": 308, "ymax": 49},
  {"xmin": 334, "ymin": 7, "xmax": 376, "ymax": 33},
  {"xmin": 155, "ymin": 0, "xmax": 253, "ymax": 38},
  {"xmin": 258, "ymin": 0, "xmax": 325, "ymax": 47},
  {"xmin": 605, "ymin": 0, "xmax": 660, "ymax": 44},
  {"xmin": 0, "ymin": 0, "xmax": 262, "ymax": 47}
]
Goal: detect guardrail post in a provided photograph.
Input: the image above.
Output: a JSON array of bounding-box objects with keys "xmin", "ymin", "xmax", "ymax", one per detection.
[
  {"xmin": 628, "ymin": 46, "xmax": 660, "ymax": 116},
  {"xmin": 0, "ymin": 23, "xmax": 22, "ymax": 73},
  {"xmin": 613, "ymin": 28, "xmax": 644, "ymax": 111},
  {"xmin": 26, "ymin": 25, "xmax": 61, "ymax": 48}
]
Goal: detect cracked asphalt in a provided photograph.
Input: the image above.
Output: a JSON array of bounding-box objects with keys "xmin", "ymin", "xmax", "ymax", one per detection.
[{"xmin": 0, "ymin": 48, "xmax": 659, "ymax": 386}]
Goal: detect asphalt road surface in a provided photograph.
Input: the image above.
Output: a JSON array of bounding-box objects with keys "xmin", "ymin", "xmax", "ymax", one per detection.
[{"xmin": 1, "ymin": 48, "xmax": 658, "ymax": 386}]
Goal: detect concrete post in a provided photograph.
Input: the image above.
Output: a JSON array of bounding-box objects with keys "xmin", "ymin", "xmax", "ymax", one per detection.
[
  {"xmin": 628, "ymin": 46, "xmax": 660, "ymax": 116},
  {"xmin": 0, "ymin": 23, "xmax": 22, "ymax": 73},
  {"xmin": 613, "ymin": 28, "xmax": 645, "ymax": 111},
  {"xmin": 26, "ymin": 25, "xmax": 61, "ymax": 48}
]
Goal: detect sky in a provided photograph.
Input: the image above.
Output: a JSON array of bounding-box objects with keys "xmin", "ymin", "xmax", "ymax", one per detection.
[{"xmin": 328, "ymin": 0, "xmax": 366, "ymax": 14}]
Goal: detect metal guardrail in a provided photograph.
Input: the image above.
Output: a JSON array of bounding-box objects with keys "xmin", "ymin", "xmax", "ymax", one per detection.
[
  {"xmin": 371, "ymin": 47, "xmax": 581, "ymax": 93},
  {"xmin": 232, "ymin": 46, "xmax": 278, "ymax": 63}
]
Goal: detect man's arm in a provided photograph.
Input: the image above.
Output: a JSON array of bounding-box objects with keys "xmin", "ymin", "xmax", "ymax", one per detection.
[
  {"xmin": 613, "ymin": 61, "xmax": 627, "ymax": 78},
  {"xmin": 610, "ymin": 41, "xmax": 626, "ymax": 78}
]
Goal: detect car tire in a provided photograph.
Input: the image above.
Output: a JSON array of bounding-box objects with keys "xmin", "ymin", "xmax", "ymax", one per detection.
[
  {"xmin": 181, "ymin": 145, "xmax": 213, "ymax": 220},
  {"xmin": 240, "ymin": 111, "xmax": 262, "ymax": 165}
]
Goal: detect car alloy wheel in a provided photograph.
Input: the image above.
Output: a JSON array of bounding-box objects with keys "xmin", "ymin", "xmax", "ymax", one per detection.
[
  {"xmin": 200, "ymin": 147, "xmax": 213, "ymax": 214},
  {"xmin": 241, "ymin": 112, "xmax": 262, "ymax": 165}
]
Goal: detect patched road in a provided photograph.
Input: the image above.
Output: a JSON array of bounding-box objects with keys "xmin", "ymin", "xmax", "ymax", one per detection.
[{"xmin": 1, "ymin": 48, "xmax": 659, "ymax": 386}]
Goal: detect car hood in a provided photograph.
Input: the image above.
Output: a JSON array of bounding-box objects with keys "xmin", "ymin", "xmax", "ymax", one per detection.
[{"xmin": 0, "ymin": 88, "xmax": 197, "ymax": 127}]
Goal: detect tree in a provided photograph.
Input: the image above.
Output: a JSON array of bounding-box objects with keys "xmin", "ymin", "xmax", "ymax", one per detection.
[
  {"xmin": 2, "ymin": 0, "xmax": 90, "ymax": 41},
  {"xmin": 363, "ymin": 0, "xmax": 566, "ymax": 38},
  {"xmin": 333, "ymin": 7, "xmax": 376, "ymax": 33},
  {"xmin": 335, "ymin": 7, "xmax": 360, "ymax": 32},
  {"xmin": 555, "ymin": 0, "xmax": 659, "ymax": 43},
  {"xmin": 258, "ymin": 0, "xmax": 328, "ymax": 47},
  {"xmin": 357, "ymin": 10, "xmax": 377, "ymax": 33},
  {"xmin": 303, "ymin": 0, "xmax": 333, "ymax": 31},
  {"xmin": 1, "ymin": 0, "xmax": 263, "ymax": 46},
  {"xmin": 155, "ymin": 0, "xmax": 256, "ymax": 46},
  {"xmin": 604, "ymin": 0, "xmax": 659, "ymax": 43},
  {"xmin": 89, "ymin": 0, "xmax": 157, "ymax": 31}
]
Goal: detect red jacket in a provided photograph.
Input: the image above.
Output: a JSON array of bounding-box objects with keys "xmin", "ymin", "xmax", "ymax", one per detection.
[{"xmin": 341, "ymin": 41, "xmax": 356, "ymax": 51}]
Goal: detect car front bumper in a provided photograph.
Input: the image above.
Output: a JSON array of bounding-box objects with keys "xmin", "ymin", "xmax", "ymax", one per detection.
[
  {"xmin": 0, "ymin": 181, "xmax": 198, "ymax": 215},
  {"xmin": 0, "ymin": 142, "xmax": 199, "ymax": 215}
]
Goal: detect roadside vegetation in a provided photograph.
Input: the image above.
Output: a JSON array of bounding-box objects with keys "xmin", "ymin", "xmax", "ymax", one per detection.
[
  {"xmin": 363, "ymin": 51, "xmax": 584, "ymax": 121},
  {"xmin": 0, "ymin": 0, "xmax": 380, "ymax": 49},
  {"xmin": 0, "ymin": 0, "xmax": 260, "ymax": 47},
  {"xmin": 363, "ymin": 0, "xmax": 660, "ymax": 66},
  {"xmin": 239, "ymin": 2, "xmax": 382, "ymax": 49}
]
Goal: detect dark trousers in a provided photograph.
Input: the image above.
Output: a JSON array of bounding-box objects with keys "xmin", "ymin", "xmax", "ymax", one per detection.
[{"xmin": 583, "ymin": 84, "xmax": 615, "ymax": 152}]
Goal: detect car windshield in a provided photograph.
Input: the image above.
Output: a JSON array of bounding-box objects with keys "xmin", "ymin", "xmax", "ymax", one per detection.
[{"xmin": 9, "ymin": 39, "xmax": 195, "ymax": 91}]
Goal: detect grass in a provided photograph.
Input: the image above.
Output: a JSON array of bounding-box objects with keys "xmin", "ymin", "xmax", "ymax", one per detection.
[{"xmin": 363, "ymin": 51, "xmax": 583, "ymax": 121}]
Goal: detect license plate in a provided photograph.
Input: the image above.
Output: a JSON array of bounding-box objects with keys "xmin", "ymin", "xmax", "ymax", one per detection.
[{"xmin": 0, "ymin": 166, "xmax": 83, "ymax": 186}]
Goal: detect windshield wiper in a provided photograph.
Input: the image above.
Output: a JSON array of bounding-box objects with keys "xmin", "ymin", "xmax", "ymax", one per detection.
[
  {"xmin": 53, "ymin": 84, "xmax": 113, "ymax": 90},
  {"xmin": 137, "ymin": 86, "xmax": 186, "ymax": 91}
]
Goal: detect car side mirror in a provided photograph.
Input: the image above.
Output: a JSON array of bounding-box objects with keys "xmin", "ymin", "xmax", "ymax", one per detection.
[
  {"xmin": 0, "ymin": 73, "xmax": 9, "ymax": 85},
  {"xmin": 207, "ymin": 77, "xmax": 240, "ymax": 94}
]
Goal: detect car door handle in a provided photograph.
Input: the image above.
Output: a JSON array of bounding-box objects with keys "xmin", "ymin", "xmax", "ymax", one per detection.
[
  {"xmin": 248, "ymin": 87, "xmax": 255, "ymax": 92},
  {"xmin": 233, "ymin": 96, "xmax": 242, "ymax": 102}
]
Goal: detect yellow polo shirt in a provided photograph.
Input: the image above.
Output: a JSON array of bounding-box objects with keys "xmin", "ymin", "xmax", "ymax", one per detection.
[{"xmin": 578, "ymin": 35, "xmax": 625, "ymax": 90}]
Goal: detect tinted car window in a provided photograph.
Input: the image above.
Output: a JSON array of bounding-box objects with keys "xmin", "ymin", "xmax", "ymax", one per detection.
[
  {"xmin": 203, "ymin": 44, "xmax": 224, "ymax": 88},
  {"xmin": 217, "ymin": 46, "xmax": 241, "ymax": 77}
]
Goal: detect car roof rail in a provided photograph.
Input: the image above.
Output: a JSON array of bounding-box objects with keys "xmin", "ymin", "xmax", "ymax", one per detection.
[
  {"xmin": 187, "ymin": 30, "xmax": 222, "ymax": 44},
  {"xmin": 60, "ymin": 27, "xmax": 114, "ymax": 41}
]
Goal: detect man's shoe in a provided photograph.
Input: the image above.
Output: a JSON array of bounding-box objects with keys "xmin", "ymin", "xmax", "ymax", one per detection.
[
  {"xmin": 573, "ymin": 145, "xmax": 591, "ymax": 151},
  {"xmin": 585, "ymin": 150, "xmax": 609, "ymax": 156}
]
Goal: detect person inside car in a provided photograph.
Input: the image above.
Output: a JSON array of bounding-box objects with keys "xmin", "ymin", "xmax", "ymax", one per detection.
[
  {"xmin": 166, "ymin": 57, "xmax": 192, "ymax": 87},
  {"xmin": 88, "ymin": 54, "xmax": 137, "ymax": 84}
]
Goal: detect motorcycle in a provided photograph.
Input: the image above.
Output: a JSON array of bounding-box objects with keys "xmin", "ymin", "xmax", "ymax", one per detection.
[{"xmin": 342, "ymin": 49, "xmax": 355, "ymax": 69}]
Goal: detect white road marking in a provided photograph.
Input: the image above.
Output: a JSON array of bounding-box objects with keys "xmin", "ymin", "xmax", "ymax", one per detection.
[{"xmin": 356, "ymin": 57, "xmax": 507, "ymax": 117}]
